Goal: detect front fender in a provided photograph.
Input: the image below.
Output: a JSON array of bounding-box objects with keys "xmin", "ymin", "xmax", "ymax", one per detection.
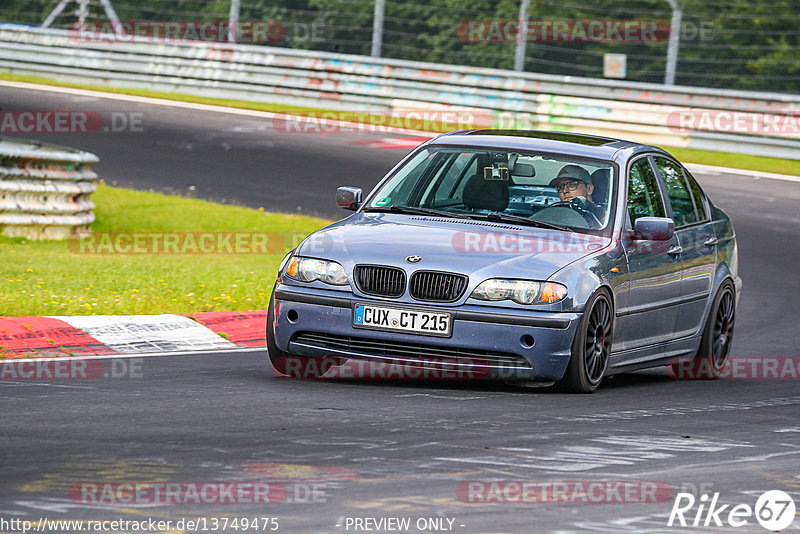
[{"xmin": 549, "ymin": 248, "xmax": 626, "ymax": 312}]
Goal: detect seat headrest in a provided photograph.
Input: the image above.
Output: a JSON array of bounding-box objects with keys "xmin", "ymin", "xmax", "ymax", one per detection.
[
  {"xmin": 462, "ymin": 173, "xmax": 509, "ymax": 212},
  {"xmin": 590, "ymin": 169, "xmax": 611, "ymax": 205}
]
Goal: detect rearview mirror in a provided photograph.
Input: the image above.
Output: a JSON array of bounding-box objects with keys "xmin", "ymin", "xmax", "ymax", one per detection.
[
  {"xmin": 633, "ymin": 217, "xmax": 674, "ymax": 241},
  {"xmin": 336, "ymin": 186, "xmax": 362, "ymax": 211}
]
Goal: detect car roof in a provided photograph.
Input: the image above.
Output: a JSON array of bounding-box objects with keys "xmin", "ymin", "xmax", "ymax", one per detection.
[{"xmin": 428, "ymin": 129, "xmax": 665, "ymax": 160}]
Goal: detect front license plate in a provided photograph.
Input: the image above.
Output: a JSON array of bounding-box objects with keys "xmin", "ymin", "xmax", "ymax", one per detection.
[{"xmin": 353, "ymin": 303, "xmax": 452, "ymax": 337}]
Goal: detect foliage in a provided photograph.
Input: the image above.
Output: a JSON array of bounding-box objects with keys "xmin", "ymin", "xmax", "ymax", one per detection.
[{"xmin": 0, "ymin": 0, "xmax": 797, "ymax": 91}]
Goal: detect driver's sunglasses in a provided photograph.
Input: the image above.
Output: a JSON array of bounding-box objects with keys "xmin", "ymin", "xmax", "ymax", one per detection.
[{"xmin": 555, "ymin": 180, "xmax": 582, "ymax": 192}]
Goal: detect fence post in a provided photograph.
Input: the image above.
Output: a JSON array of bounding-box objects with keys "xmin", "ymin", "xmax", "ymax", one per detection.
[
  {"xmin": 371, "ymin": 0, "xmax": 385, "ymax": 57},
  {"xmin": 665, "ymin": 0, "xmax": 682, "ymax": 85},
  {"xmin": 514, "ymin": 0, "xmax": 530, "ymax": 71},
  {"xmin": 228, "ymin": 0, "xmax": 241, "ymax": 43},
  {"xmin": 42, "ymin": 0, "xmax": 122, "ymax": 30}
]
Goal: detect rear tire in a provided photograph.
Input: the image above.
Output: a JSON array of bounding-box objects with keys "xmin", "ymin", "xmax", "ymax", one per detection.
[
  {"xmin": 672, "ymin": 280, "xmax": 735, "ymax": 380},
  {"xmin": 557, "ymin": 289, "xmax": 614, "ymax": 393}
]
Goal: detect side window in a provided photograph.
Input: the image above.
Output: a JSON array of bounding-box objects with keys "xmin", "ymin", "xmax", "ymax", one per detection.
[
  {"xmin": 683, "ymin": 168, "xmax": 709, "ymax": 223},
  {"xmin": 627, "ymin": 157, "xmax": 666, "ymax": 226},
  {"xmin": 654, "ymin": 157, "xmax": 699, "ymax": 227}
]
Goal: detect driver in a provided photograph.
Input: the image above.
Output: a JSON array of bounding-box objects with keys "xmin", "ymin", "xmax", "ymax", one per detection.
[{"xmin": 549, "ymin": 165, "xmax": 605, "ymax": 222}]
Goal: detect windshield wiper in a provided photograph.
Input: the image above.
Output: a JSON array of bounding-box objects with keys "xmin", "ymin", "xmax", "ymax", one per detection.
[
  {"xmin": 472, "ymin": 212, "xmax": 570, "ymax": 232},
  {"xmin": 364, "ymin": 205, "xmax": 473, "ymax": 219},
  {"xmin": 364, "ymin": 206, "xmax": 569, "ymax": 230}
]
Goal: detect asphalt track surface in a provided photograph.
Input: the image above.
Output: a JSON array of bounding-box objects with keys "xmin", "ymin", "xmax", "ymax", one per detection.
[{"xmin": 2, "ymin": 85, "xmax": 800, "ymax": 533}]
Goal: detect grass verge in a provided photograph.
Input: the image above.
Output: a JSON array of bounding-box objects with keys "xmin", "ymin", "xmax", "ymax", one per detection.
[
  {"xmin": 662, "ymin": 146, "xmax": 800, "ymax": 176},
  {"xmin": 2, "ymin": 72, "xmax": 798, "ymax": 177},
  {"xmin": 0, "ymin": 185, "xmax": 330, "ymax": 316}
]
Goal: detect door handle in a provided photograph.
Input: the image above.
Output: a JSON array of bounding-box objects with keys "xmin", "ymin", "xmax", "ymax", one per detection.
[
  {"xmin": 667, "ymin": 245, "xmax": 683, "ymax": 255},
  {"xmin": 704, "ymin": 236, "xmax": 718, "ymax": 246}
]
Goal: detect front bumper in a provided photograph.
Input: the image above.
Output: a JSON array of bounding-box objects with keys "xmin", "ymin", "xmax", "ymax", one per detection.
[{"xmin": 272, "ymin": 284, "xmax": 581, "ymax": 381}]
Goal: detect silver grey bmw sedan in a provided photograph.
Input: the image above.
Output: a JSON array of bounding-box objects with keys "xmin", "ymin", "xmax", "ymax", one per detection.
[{"xmin": 267, "ymin": 130, "xmax": 741, "ymax": 393}]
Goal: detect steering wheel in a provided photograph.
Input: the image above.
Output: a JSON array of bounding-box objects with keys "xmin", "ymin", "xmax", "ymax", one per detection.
[{"xmin": 547, "ymin": 200, "xmax": 603, "ymax": 228}]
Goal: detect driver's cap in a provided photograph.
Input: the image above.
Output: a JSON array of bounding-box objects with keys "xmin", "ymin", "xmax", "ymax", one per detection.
[{"xmin": 549, "ymin": 165, "xmax": 592, "ymax": 187}]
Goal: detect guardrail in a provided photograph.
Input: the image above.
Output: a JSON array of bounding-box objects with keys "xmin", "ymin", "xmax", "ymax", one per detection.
[
  {"xmin": 0, "ymin": 135, "xmax": 98, "ymax": 239},
  {"xmin": 1, "ymin": 25, "xmax": 799, "ymax": 159}
]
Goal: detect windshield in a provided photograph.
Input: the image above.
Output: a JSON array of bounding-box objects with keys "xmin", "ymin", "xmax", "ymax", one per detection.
[{"xmin": 365, "ymin": 146, "xmax": 616, "ymax": 233}]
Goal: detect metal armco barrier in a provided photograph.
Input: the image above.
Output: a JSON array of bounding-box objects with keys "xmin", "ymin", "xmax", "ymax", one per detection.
[
  {"xmin": 0, "ymin": 135, "xmax": 98, "ymax": 239},
  {"xmin": 1, "ymin": 25, "xmax": 799, "ymax": 159}
]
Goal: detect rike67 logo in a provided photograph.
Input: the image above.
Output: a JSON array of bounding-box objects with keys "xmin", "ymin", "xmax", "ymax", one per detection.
[{"xmin": 668, "ymin": 490, "xmax": 796, "ymax": 531}]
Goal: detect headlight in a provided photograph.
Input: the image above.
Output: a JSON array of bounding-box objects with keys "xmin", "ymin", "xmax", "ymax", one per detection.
[
  {"xmin": 470, "ymin": 279, "xmax": 567, "ymax": 305},
  {"xmin": 285, "ymin": 257, "xmax": 349, "ymax": 285}
]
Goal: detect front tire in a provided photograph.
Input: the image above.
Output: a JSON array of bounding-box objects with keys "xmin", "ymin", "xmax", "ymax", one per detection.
[{"xmin": 557, "ymin": 289, "xmax": 614, "ymax": 393}]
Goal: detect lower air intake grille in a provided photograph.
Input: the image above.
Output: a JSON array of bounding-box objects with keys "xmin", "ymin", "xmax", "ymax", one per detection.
[
  {"xmin": 354, "ymin": 265, "xmax": 406, "ymax": 297},
  {"xmin": 292, "ymin": 332, "xmax": 532, "ymax": 369},
  {"xmin": 409, "ymin": 270, "xmax": 468, "ymax": 302}
]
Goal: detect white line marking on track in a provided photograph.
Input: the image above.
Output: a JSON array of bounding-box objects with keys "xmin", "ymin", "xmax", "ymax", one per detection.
[
  {"xmin": 0, "ymin": 381, "xmax": 95, "ymax": 389},
  {"xmin": 685, "ymin": 162, "xmax": 800, "ymax": 183},
  {"xmin": 0, "ymin": 80, "xmax": 430, "ymax": 136},
  {"xmin": 0, "ymin": 346, "xmax": 264, "ymax": 364}
]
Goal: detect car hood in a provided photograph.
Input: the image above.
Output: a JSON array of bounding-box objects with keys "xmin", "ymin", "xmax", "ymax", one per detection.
[{"xmin": 298, "ymin": 213, "xmax": 610, "ymax": 281}]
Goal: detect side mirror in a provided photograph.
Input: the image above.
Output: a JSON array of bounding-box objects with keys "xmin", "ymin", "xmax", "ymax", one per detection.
[
  {"xmin": 336, "ymin": 186, "xmax": 362, "ymax": 211},
  {"xmin": 633, "ymin": 217, "xmax": 674, "ymax": 241}
]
